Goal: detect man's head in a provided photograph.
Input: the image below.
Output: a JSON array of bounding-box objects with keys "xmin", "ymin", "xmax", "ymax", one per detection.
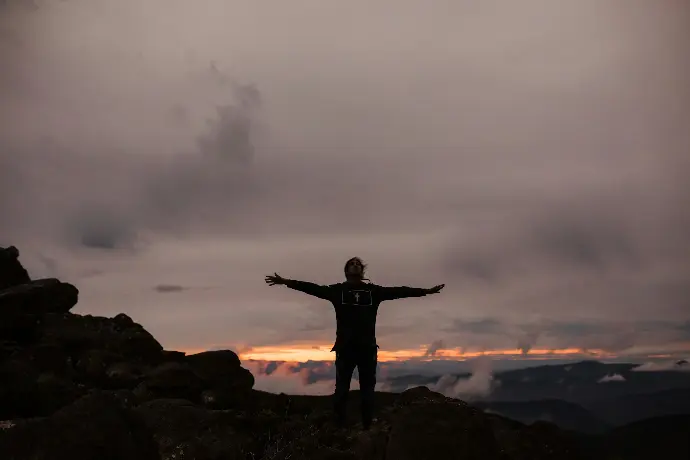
[{"xmin": 344, "ymin": 257, "xmax": 367, "ymax": 281}]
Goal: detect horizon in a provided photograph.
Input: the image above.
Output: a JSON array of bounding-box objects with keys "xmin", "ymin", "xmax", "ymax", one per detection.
[{"xmin": 2, "ymin": 0, "xmax": 689, "ymax": 397}]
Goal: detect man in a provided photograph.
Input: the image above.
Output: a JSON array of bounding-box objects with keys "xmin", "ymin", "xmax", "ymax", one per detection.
[{"xmin": 265, "ymin": 257, "xmax": 444, "ymax": 429}]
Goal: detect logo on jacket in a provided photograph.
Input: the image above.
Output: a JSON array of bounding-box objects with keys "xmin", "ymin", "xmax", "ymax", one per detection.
[{"xmin": 342, "ymin": 289, "xmax": 373, "ymax": 306}]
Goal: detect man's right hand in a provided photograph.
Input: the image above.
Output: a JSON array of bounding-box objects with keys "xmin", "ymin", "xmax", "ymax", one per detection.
[{"xmin": 265, "ymin": 272, "xmax": 286, "ymax": 286}]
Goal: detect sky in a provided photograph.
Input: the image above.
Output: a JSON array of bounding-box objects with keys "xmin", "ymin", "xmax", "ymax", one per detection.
[{"xmin": 1, "ymin": 0, "xmax": 689, "ymax": 389}]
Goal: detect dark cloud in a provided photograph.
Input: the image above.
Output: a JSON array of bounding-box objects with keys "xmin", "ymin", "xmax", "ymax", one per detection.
[
  {"xmin": 516, "ymin": 325, "xmax": 541, "ymax": 355},
  {"xmin": 677, "ymin": 322, "xmax": 690, "ymax": 339},
  {"xmin": 264, "ymin": 361, "xmax": 279, "ymax": 376},
  {"xmin": 447, "ymin": 319, "xmax": 503, "ymax": 335},
  {"xmin": 153, "ymin": 284, "xmax": 187, "ymax": 293},
  {"xmin": 424, "ymin": 339, "xmax": 446, "ymax": 357},
  {"xmin": 443, "ymin": 317, "xmax": 687, "ymax": 355},
  {"xmin": 195, "ymin": 84, "xmax": 260, "ymax": 164},
  {"xmin": 69, "ymin": 207, "xmax": 139, "ymax": 250},
  {"xmin": 530, "ymin": 212, "xmax": 641, "ymax": 271},
  {"xmin": 442, "ymin": 256, "xmax": 501, "ymax": 284}
]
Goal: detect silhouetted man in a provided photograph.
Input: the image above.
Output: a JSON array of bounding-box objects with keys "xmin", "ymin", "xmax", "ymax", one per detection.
[{"xmin": 265, "ymin": 257, "xmax": 444, "ymax": 429}]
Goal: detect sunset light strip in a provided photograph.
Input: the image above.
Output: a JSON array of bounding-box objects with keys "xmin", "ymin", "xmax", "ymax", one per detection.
[
  {"xmin": 180, "ymin": 341, "xmax": 690, "ymax": 363},
  {"xmin": 237, "ymin": 345, "xmax": 613, "ymax": 363}
]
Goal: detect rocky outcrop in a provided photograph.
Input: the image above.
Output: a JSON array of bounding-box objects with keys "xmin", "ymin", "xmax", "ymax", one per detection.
[
  {"xmin": 0, "ymin": 246, "xmax": 256, "ymax": 424},
  {"xmin": 0, "ymin": 391, "xmax": 160, "ymax": 460},
  {"xmin": 0, "ymin": 278, "xmax": 79, "ymax": 315},
  {"xmin": 0, "ymin": 246, "xmax": 30, "ymax": 290}
]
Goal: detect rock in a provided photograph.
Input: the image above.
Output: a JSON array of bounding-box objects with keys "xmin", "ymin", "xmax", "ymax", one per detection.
[
  {"xmin": 0, "ymin": 340, "xmax": 21, "ymax": 360},
  {"xmin": 135, "ymin": 398, "xmax": 252, "ymax": 460},
  {"xmin": 105, "ymin": 361, "xmax": 144, "ymax": 389},
  {"xmin": 0, "ymin": 246, "xmax": 30, "ymax": 289},
  {"xmin": 135, "ymin": 362, "xmax": 206, "ymax": 403},
  {"xmin": 113, "ymin": 312, "xmax": 135, "ymax": 328},
  {"xmin": 0, "ymin": 391, "xmax": 160, "ymax": 460},
  {"xmin": 160, "ymin": 350, "xmax": 186, "ymax": 362},
  {"xmin": 200, "ymin": 389, "xmax": 231, "ymax": 409},
  {"xmin": 185, "ymin": 350, "xmax": 255, "ymax": 409},
  {"xmin": 385, "ymin": 396, "xmax": 501, "ymax": 460},
  {"xmin": 186, "ymin": 349, "xmax": 241, "ymax": 369},
  {"xmin": 395, "ymin": 385, "xmax": 448, "ymax": 406},
  {"xmin": 0, "ymin": 278, "xmax": 78, "ymax": 315},
  {"xmin": 186, "ymin": 349, "xmax": 254, "ymax": 393},
  {"xmin": 95, "ymin": 389, "xmax": 139, "ymax": 409},
  {"xmin": 0, "ymin": 360, "xmax": 85, "ymax": 419},
  {"xmin": 9, "ymin": 342, "xmax": 74, "ymax": 378},
  {"xmin": 0, "ymin": 313, "xmax": 42, "ymax": 343},
  {"xmin": 198, "ymin": 368, "xmax": 256, "ymax": 410},
  {"xmin": 41, "ymin": 313, "xmax": 164, "ymax": 362},
  {"xmin": 74, "ymin": 349, "xmax": 125, "ymax": 384}
]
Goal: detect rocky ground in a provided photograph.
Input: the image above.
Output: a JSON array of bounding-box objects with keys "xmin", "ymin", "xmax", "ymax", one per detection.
[{"xmin": 0, "ymin": 245, "xmax": 671, "ymax": 459}]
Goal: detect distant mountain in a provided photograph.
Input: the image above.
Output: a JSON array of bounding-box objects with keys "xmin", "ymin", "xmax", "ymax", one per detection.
[
  {"xmin": 387, "ymin": 360, "xmax": 690, "ymax": 432},
  {"xmin": 473, "ymin": 399, "xmax": 611, "ymax": 434},
  {"xmin": 583, "ymin": 387, "xmax": 690, "ymax": 425},
  {"xmin": 594, "ymin": 414, "xmax": 690, "ymax": 460},
  {"xmin": 388, "ymin": 360, "xmax": 690, "ymax": 401},
  {"xmin": 488, "ymin": 360, "xmax": 690, "ymax": 404}
]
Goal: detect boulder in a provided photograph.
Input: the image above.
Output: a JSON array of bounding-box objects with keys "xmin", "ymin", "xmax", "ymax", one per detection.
[
  {"xmin": 0, "ymin": 359, "xmax": 85, "ymax": 419},
  {"xmin": 0, "ymin": 245, "xmax": 30, "ymax": 289},
  {"xmin": 0, "ymin": 312, "xmax": 42, "ymax": 343},
  {"xmin": 105, "ymin": 361, "xmax": 144, "ymax": 389},
  {"xmin": 40, "ymin": 313, "xmax": 164, "ymax": 362},
  {"xmin": 134, "ymin": 398, "xmax": 253, "ymax": 460},
  {"xmin": 9, "ymin": 342, "xmax": 75, "ymax": 378},
  {"xmin": 0, "ymin": 340, "xmax": 21, "ymax": 360},
  {"xmin": 186, "ymin": 349, "xmax": 254, "ymax": 393},
  {"xmin": 186, "ymin": 349, "xmax": 242, "ymax": 369},
  {"xmin": 74, "ymin": 349, "xmax": 126, "ymax": 384},
  {"xmin": 134, "ymin": 362, "xmax": 206, "ymax": 403},
  {"xmin": 160, "ymin": 350, "xmax": 187, "ymax": 362},
  {"xmin": 0, "ymin": 278, "xmax": 78, "ymax": 315},
  {"xmin": 0, "ymin": 391, "xmax": 160, "ymax": 460},
  {"xmin": 184, "ymin": 350, "xmax": 255, "ymax": 409},
  {"xmin": 385, "ymin": 394, "xmax": 501, "ymax": 460},
  {"xmin": 384, "ymin": 388, "xmax": 583, "ymax": 460}
]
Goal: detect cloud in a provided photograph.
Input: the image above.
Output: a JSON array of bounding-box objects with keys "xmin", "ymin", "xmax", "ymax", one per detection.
[
  {"xmin": 0, "ymin": 0, "xmax": 687, "ymax": 356},
  {"xmin": 153, "ymin": 284, "xmax": 187, "ymax": 294},
  {"xmin": 447, "ymin": 319, "xmax": 503, "ymax": 335},
  {"xmin": 243, "ymin": 359, "xmax": 395, "ymax": 395},
  {"xmin": 244, "ymin": 361, "xmax": 336, "ymax": 395},
  {"xmin": 442, "ymin": 317, "xmax": 688, "ymax": 356},
  {"xmin": 598, "ymin": 373, "xmax": 626, "ymax": 383},
  {"xmin": 631, "ymin": 360, "xmax": 690, "ymax": 372},
  {"xmin": 429, "ymin": 356, "xmax": 494, "ymax": 400},
  {"xmin": 424, "ymin": 339, "xmax": 446, "ymax": 357}
]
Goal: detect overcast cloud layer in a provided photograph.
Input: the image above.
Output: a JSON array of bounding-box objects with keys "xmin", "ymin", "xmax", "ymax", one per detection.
[{"xmin": 1, "ymin": 0, "xmax": 688, "ymax": 358}]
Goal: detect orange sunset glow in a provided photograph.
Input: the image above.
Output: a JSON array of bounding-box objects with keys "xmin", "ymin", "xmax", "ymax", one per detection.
[
  {"xmin": 179, "ymin": 341, "xmax": 690, "ymax": 363},
  {"xmin": 234, "ymin": 345, "xmax": 614, "ymax": 362}
]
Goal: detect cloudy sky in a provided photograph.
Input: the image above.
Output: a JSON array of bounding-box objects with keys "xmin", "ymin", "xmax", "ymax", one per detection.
[{"xmin": 1, "ymin": 0, "xmax": 689, "ymax": 372}]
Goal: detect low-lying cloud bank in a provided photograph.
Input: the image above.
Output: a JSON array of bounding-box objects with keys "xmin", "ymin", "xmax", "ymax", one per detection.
[{"xmin": 632, "ymin": 359, "xmax": 689, "ymax": 372}]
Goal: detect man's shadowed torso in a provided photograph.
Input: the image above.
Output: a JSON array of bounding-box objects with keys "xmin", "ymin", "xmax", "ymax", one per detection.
[{"xmin": 283, "ymin": 280, "xmax": 427, "ymax": 351}]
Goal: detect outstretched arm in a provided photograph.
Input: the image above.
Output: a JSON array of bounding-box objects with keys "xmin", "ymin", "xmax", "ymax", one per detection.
[
  {"xmin": 265, "ymin": 272, "xmax": 333, "ymax": 300},
  {"xmin": 378, "ymin": 284, "xmax": 445, "ymax": 301}
]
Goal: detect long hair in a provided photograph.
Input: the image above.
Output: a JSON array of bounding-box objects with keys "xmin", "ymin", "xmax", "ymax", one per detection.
[{"xmin": 344, "ymin": 257, "xmax": 370, "ymax": 282}]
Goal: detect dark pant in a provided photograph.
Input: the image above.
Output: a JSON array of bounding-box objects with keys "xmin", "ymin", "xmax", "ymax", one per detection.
[{"xmin": 333, "ymin": 344, "xmax": 378, "ymax": 426}]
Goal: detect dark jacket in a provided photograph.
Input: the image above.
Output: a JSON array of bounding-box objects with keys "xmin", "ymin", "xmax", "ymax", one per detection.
[{"xmin": 284, "ymin": 279, "xmax": 428, "ymax": 351}]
